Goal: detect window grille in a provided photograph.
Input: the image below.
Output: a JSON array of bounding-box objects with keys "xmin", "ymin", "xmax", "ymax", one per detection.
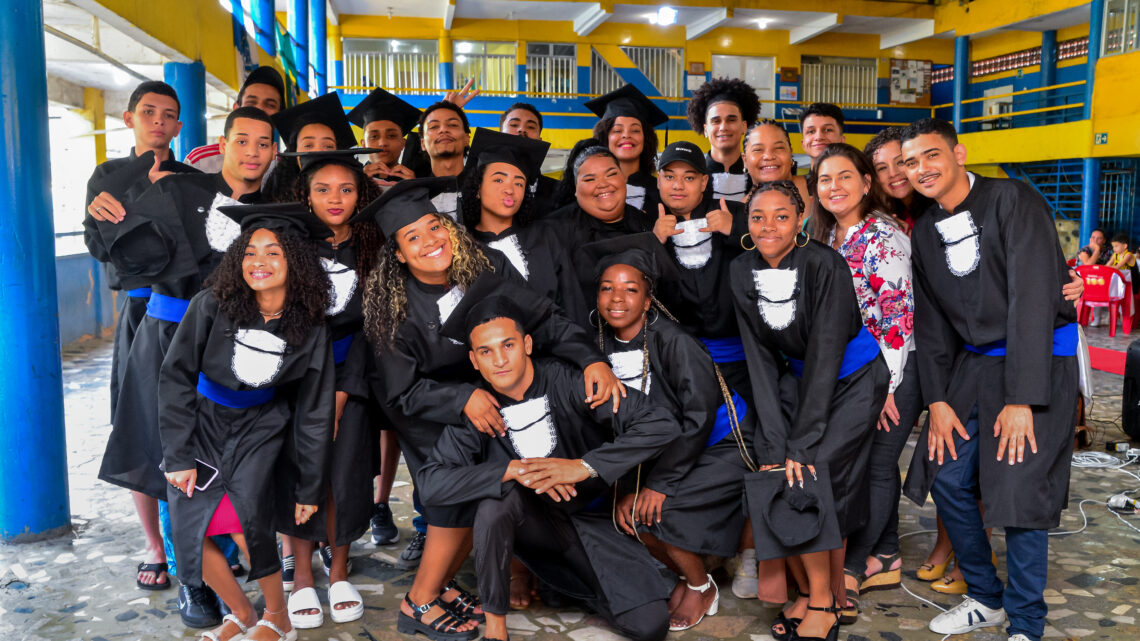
[
  {"xmin": 1104, "ymin": 0, "xmax": 1140, "ymax": 55},
  {"xmin": 801, "ymin": 56, "xmax": 877, "ymax": 106},
  {"xmin": 526, "ymin": 43, "xmax": 576, "ymax": 97},
  {"xmin": 590, "ymin": 47, "xmax": 623, "ymax": 96},
  {"xmin": 454, "ymin": 41, "xmax": 517, "ymax": 95},
  {"xmin": 931, "ymin": 37, "xmax": 1089, "ymax": 84},
  {"xmin": 620, "ymin": 46, "xmax": 684, "ymax": 98},
  {"xmin": 343, "ymin": 39, "xmax": 438, "ymax": 95}
]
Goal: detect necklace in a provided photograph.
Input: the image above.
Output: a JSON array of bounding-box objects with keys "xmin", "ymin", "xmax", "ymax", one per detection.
[{"xmin": 260, "ymin": 309, "xmax": 284, "ymax": 318}]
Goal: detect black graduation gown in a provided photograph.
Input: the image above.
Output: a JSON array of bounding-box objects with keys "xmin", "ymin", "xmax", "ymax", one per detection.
[
  {"xmin": 277, "ymin": 238, "xmax": 378, "ymax": 545},
  {"xmin": 704, "ymin": 153, "xmax": 749, "ymax": 203},
  {"xmin": 529, "ymin": 174, "xmax": 560, "ymax": 216},
  {"xmin": 730, "ymin": 241, "xmax": 889, "ymax": 539},
  {"xmin": 902, "ymin": 175, "xmax": 1078, "ymax": 530},
  {"xmin": 601, "ymin": 316, "xmax": 755, "ymax": 556},
  {"xmin": 411, "ymin": 169, "xmax": 462, "ymax": 223},
  {"xmin": 546, "ymin": 202, "xmax": 655, "ymax": 311},
  {"xmin": 625, "ymin": 170, "xmax": 660, "ymax": 215},
  {"xmin": 418, "ymin": 358, "xmax": 679, "ymax": 616},
  {"xmin": 471, "ymin": 223, "xmax": 588, "ymax": 327},
  {"xmin": 159, "ymin": 290, "xmax": 334, "ymax": 587},
  {"xmin": 369, "ymin": 253, "xmax": 607, "ymax": 527},
  {"xmin": 102, "ymin": 172, "xmax": 262, "ymax": 499},
  {"xmin": 84, "ymin": 149, "xmax": 198, "ymax": 419}
]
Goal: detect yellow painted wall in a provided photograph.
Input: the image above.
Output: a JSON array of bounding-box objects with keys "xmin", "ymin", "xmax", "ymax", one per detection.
[
  {"xmin": 933, "ymin": 0, "xmax": 1089, "ymax": 38},
  {"xmin": 1090, "ymin": 50, "xmax": 1140, "ymax": 158},
  {"xmin": 959, "ymin": 120, "xmax": 1093, "ymax": 164}
]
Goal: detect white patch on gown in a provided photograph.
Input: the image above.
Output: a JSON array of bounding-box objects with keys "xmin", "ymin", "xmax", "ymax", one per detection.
[
  {"xmin": 712, "ymin": 172, "xmax": 747, "ymax": 200},
  {"xmin": 203, "ymin": 193, "xmax": 243, "ymax": 253},
  {"xmin": 230, "ymin": 329, "xmax": 286, "ymax": 387},
  {"xmin": 431, "ymin": 191, "xmax": 459, "ymax": 223},
  {"xmin": 672, "ymin": 218, "xmax": 713, "ymax": 269},
  {"xmin": 752, "ymin": 268, "xmax": 798, "ymax": 330},
  {"xmin": 935, "ymin": 211, "xmax": 981, "ymax": 277},
  {"xmin": 436, "ymin": 286, "xmax": 465, "ymax": 345},
  {"xmin": 608, "ymin": 349, "xmax": 651, "ymax": 394},
  {"xmin": 502, "ymin": 396, "xmax": 557, "ymax": 459},
  {"xmin": 625, "ymin": 184, "xmax": 646, "ymax": 211},
  {"xmin": 321, "ymin": 258, "xmax": 357, "ymax": 316},
  {"xmin": 487, "ymin": 234, "xmax": 529, "ymax": 280}
]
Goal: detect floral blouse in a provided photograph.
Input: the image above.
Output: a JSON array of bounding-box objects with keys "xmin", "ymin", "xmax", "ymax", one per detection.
[{"xmin": 830, "ymin": 216, "xmax": 914, "ymax": 393}]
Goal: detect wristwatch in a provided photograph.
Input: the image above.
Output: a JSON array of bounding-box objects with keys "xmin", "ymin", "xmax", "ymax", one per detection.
[{"xmin": 580, "ymin": 459, "xmax": 599, "ymax": 479}]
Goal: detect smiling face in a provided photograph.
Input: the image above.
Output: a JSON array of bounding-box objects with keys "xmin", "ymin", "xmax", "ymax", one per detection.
[
  {"xmin": 815, "ymin": 154, "xmax": 871, "ymax": 222},
  {"xmin": 242, "ymin": 228, "xmax": 288, "ymax": 292},
  {"xmin": 501, "ymin": 108, "xmax": 542, "ymax": 139},
  {"xmin": 364, "ymin": 119, "xmax": 406, "ymax": 166},
  {"xmin": 900, "ymin": 132, "xmax": 968, "ymax": 206},
  {"xmin": 394, "ymin": 213, "xmax": 453, "ymax": 282},
  {"xmin": 421, "ymin": 107, "xmax": 467, "ymax": 159},
  {"xmin": 749, "ymin": 189, "xmax": 805, "ymax": 268},
  {"xmin": 468, "ymin": 316, "xmax": 534, "ymax": 397},
  {"xmin": 657, "ymin": 161, "xmax": 708, "ymax": 217},
  {"xmin": 479, "ymin": 161, "xmax": 526, "ymax": 223},
  {"xmin": 575, "ymin": 155, "xmax": 627, "ymax": 222},
  {"xmin": 705, "ymin": 101, "xmax": 745, "ymax": 156},
  {"xmin": 307, "ymin": 163, "xmax": 358, "ymax": 231},
  {"xmin": 871, "ymin": 140, "xmax": 912, "ymax": 201},
  {"xmin": 220, "ymin": 117, "xmax": 276, "ymax": 184},
  {"xmin": 124, "ymin": 92, "xmax": 182, "ymax": 149},
  {"xmin": 598, "ymin": 264, "xmax": 651, "ymax": 342},
  {"xmin": 801, "ymin": 114, "xmax": 844, "ymax": 159},
  {"xmin": 744, "ymin": 124, "xmax": 795, "ymax": 183},
  {"xmin": 608, "ymin": 116, "xmax": 645, "ymax": 162}
]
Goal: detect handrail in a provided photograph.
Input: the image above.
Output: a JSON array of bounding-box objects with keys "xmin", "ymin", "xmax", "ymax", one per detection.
[
  {"xmin": 959, "ymin": 102, "xmax": 1084, "ymax": 124},
  {"xmin": 930, "ymin": 80, "xmax": 1086, "ymax": 111}
]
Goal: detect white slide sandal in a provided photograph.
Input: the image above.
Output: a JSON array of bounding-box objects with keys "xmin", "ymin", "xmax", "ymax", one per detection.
[
  {"xmin": 287, "ymin": 586, "xmax": 324, "ymax": 629},
  {"xmin": 328, "ymin": 580, "xmax": 365, "ymax": 623}
]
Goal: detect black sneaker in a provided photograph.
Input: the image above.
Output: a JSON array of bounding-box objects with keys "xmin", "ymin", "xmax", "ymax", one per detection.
[
  {"xmin": 318, "ymin": 544, "xmax": 353, "ymax": 576},
  {"xmin": 281, "ymin": 554, "xmax": 295, "ymax": 591},
  {"xmin": 178, "ymin": 583, "xmax": 222, "ymax": 628},
  {"xmin": 396, "ymin": 531, "xmax": 426, "ymax": 570},
  {"xmin": 370, "ymin": 502, "xmax": 400, "ymax": 546}
]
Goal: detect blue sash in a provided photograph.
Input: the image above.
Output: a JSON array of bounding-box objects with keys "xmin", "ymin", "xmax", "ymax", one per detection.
[
  {"xmin": 787, "ymin": 327, "xmax": 880, "ymax": 380},
  {"xmin": 706, "ymin": 390, "xmax": 748, "ymax": 447},
  {"xmin": 146, "ymin": 293, "xmax": 191, "ymax": 323},
  {"xmin": 126, "ymin": 287, "xmax": 152, "ymax": 298},
  {"xmin": 196, "ymin": 373, "xmax": 275, "ymax": 409},
  {"xmin": 964, "ymin": 322, "xmax": 1078, "ymax": 358},
  {"xmin": 699, "ymin": 336, "xmax": 747, "ymax": 363},
  {"xmin": 332, "ymin": 334, "xmax": 355, "ymax": 365}
]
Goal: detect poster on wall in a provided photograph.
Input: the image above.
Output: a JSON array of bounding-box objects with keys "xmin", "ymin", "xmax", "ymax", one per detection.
[
  {"xmin": 889, "ymin": 59, "xmax": 932, "ymax": 106},
  {"xmin": 779, "ymin": 85, "xmax": 798, "ymax": 101}
]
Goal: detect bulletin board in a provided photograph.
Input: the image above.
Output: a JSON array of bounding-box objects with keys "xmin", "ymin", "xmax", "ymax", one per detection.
[{"xmin": 889, "ymin": 59, "xmax": 932, "ymax": 106}]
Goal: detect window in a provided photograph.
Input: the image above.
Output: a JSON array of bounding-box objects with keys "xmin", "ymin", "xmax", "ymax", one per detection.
[
  {"xmin": 621, "ymin": 46, "xmax": 684, "ymax": 98},
  {"xmin": 1104, "ymin": 0, "xmax": 1140, "ymax": 56},
  {"xmin": 454, "ymin": 41, "xmax": 517, "ymax": 95},
  {"xmin": 526, "ymin": 43, "xmax": 576, "ymax": 97},
  {"xmin": 343, "ymin": 39, "xmax": 439, "ymax": 95},
  {"xmin": 801, "ymin": 55, "xmax": 877, "ymax": 106}
]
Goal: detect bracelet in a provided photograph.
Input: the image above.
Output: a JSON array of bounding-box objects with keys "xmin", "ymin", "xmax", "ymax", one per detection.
[{"xmin": 580, "ymin": 459, "xmax": 599, "ymax": 479}]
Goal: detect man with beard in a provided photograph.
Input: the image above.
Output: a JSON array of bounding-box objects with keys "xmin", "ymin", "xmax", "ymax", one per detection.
[{"xmin": 415, "ymin": 100, "xmax": 469, "ymax": 221}]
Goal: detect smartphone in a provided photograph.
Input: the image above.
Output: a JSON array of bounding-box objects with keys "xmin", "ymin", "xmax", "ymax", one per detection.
[{"xmin": 194, "ymin": 459, "xmax": 220, "ymax": 491}]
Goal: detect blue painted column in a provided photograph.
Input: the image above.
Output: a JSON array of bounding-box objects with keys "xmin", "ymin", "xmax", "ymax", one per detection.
[
  {"xmin": 0, "ymin": 0, "xmax": 70, "ymax": 541},
  {"xmin": 952, "ymin": 35, "xmax": 969, "ymax": 131},
  {"xmin": 163, "ymin": 62, "xmax": 206, "ymax": 162},
  {"xmin": 252, "ymin": 0, "xmax": 276, "ymax": 56},
  {"xmin": 288, "ymin": 0, "xmax": 309, "ymax": 93},
  {"xmin": 1085, "ymin": 0, "xmax": 1104, "ymax": 120},
  {"xmin": 1080, "ymin": 158, "xmax": 1102, "ymax": 245},
  {"xmin": 309, "ymin": 0, "xmax": 327, "ymax": 95},
  {"xmin": 440, "ymin": 35, "xmax": 455, "ymax": 91},
  {"xmin": 1040, "ymin": 30, "xmax": 1057, "ymax": 123}
]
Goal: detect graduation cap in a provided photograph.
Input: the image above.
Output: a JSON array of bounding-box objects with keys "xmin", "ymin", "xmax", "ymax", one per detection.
[
  {"xmin": 465, "ymin": 128, "xmax": 551, "ymax": 184},
  {"xmin": 744, "ymin": 464, "xmax": 842, "ymax": 561},
  {"xmin": 272, "ymin": 93, "xmax": 357, "ymax": 151},
  {"xmin": 584, "ymin": 84, "xmax": 669, "ymax": 129},
  {"xmin": 98, "ymin": 151, "xmax": 158, "ymax": 199},
  {"xmin": 240, "ymin": 66, "xmax": 286, "ymax": 102},
  {"xmin": 357, "ymin": 176, "xmax": 456, "ymax": 237},
  {"xmin": 216, "ymin": 202, "xmax": 333, "ymax": 240},
  {"xmin": 281, "ymin": 148, "xmax": 383, "ymax": 174},
  {"xmin": 576, "ymin": 232, "xmax": 679, "ymax": 289},
  {"xmin": 346, "ymin": 87, "xmax": 422, "ymax": 136},
  {"xmin": 438, "ymin": 272, "xmax": 551, "ymax": 344}
]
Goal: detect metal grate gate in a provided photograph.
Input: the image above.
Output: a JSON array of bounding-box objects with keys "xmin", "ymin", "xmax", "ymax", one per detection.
[{"xmin": 801, "ymin": 56, "xmax": 877, "ymax": 106}]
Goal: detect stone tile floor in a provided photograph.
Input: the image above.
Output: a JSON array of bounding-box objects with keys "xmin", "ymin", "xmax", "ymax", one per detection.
[{"xmin": 2, "ymin": 337, "xmax": 1139, "ymax": 641}]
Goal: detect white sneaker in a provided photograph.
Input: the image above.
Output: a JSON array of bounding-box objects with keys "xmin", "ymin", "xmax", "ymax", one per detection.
[
  {"xmin": 929, "ymin": 596, "xmax": 1007, "ymax": 634},
  {"xmin": 1008, "ymin": 635, "xmax": 1032, "ymax": 641},
  {"xmin": 731, "ymin": 548, "xmax": 758, "ymax": 599}
]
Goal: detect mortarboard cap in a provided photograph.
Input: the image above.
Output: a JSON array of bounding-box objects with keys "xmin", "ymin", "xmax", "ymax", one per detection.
[
  {"xmin": 272, "ymin": 93, "xmax": 358, "ymax": 151},
  {"xmin": 281, "ymin": 148, "xmax": 382, "ymax": 174},
  {"xmin": 357, "ymin": 176, "xmax": 455, "ymax": 238},
  {"xmin": 745, "ymin": 464, "xmax": 841, "ymax": 561},
  {"xmin": 576, "ymin": 232, "xmax": 679, "ymax": 288},
  {"xmin": 438, "ymin": 272, "xmax": 551, "ymax": 344},
  {"xmin": 346, "ymin": 87, "xmax": 423, "ymax": 136},
  {"xmin": 465, "ymin": 128, "xmax": 551, "ymax": 183},
  {"xmin": 584, "ymin": 84, "xmax": 669, "ymax": 129},
  {"xmin": 216, "ymin": 201, "xmax": 333, "ymax": 240},
  {"xmin": 240, "ymin": 66, "xmax": 286, "ymax": 103}
]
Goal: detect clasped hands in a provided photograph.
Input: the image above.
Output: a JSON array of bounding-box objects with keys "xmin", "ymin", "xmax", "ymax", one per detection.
[{"xmin": 502, "ymin": 458, "xmax": 589, "ymax": 503}]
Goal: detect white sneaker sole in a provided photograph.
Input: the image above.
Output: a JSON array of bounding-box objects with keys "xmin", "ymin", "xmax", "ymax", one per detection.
[{"xmin": 930, "ymin": 611, "xmax": 1007, "ymax": 634}]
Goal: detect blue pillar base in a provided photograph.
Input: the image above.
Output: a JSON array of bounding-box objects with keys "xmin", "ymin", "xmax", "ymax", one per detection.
[{"xmin": 1080, "ymin": 157, "xmax": 1102, "ymax": 245}]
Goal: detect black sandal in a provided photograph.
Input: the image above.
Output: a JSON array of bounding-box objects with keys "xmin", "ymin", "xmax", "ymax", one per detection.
[
  {"xmin": 840, "ymin": 569, "xmax": 860, "ymax": 624},
  {"xmin": 440, "ymin": 579, "xmax": 485, "ymax": 623},
  {"xmin": 790, "ymin": 602, "xmax": 840, "ymax": 641},
  {"xmin": 770, "ymin": 611, "xmax": 801, "ymax": 641},
  {"xmin": 396, "ymin": 594, "xmax": 477, "ymax": 641},
  {"xmin": 136, "ymin": 562, "xmax": 170, "ymax": 591}
]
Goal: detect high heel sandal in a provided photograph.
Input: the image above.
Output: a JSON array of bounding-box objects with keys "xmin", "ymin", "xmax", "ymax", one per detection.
[
  {"xmin": 916, "ymin": 551, "xmax": 953, "ymax": 581},
  {"xmin": 839, "ymin": 570, "xmax": 860, "ymax": 625},
  {"xmin": 396, "ymin": 594, "xmax": 477, "ymax": 641},
  {"xmin": 859, "ymin": 551, "xmax": 902, "ymax": 593},
  {"xmin": 667, "ymin": 573, "xmax": 719, "ymax": 631},
  {"xmin": 790, "ymin": 602, "xmax": 841, "ymax": 641},
  {"xmin": 770, "ymin": 611, "xmax": 802, "ymax": 641}
]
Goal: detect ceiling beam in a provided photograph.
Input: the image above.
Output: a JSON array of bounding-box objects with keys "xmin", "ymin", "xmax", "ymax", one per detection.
[
  {"xmin": 326, "ymin": 1, "xmax": 339, "ymax": 26},
  {"xmin": 574, "ymin": 3, "xmax": 611, "ymax": 37},
  {"xmin": 789, "ymin": 13, "xmax": 842, "ymax": 45},
  {"xmin": 442, "ymin": 0, "xmax": 455, "ymax": 30},
  {"xmin": 686, "ymin": 7, "xmax": 732, "ymax": 40},
  {"xmin": 879, "ymin": 19, "xmax": 935, "ymax": 49}
]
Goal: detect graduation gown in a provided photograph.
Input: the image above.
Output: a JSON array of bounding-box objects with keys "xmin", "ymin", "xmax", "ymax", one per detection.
[
  {"xmin": 529, "ymin": 174, "xmax": 560, "ymax": 216},
  {"xmin": 159, "ymin": 290, "xmax": 334, "ymax": 587},
  {"xmin": 102, "ymin": 172, "xmax": 262, "ymax": 499},
  {"xmin": 704, "ymin": 153, "xmax": 749, "ymax": 203},
  {"xmin": 730, "ymin": 240, "xmax": 889, "ymax": 539},
  {"xmin": 471, "ymin": 223, "xmax": 588, "ymax": 327},
  {"xmin": 546, "ymin": 202, "xmax": 655, "ymax": 311},
  {"xmin": 277, "ymin": 237, "xmax": 378, "ymax": 545},
  {"xmin": 369, "ymin": 253, "xmax": 607, "ymax": 527},
  {"xmin": 418, "ymin": 358, "xmax": 679, "ymax": 616},
  {"xmin": 625, "ymin": 170, "xmax": 660, "ymax": 215},
  {"xmin": 601, "ymin": 316, "xmax": 756, "ymax": 556},
  {"xmin": 902, "ymin": 174, "xmax": 1078, "ymax": 530}
]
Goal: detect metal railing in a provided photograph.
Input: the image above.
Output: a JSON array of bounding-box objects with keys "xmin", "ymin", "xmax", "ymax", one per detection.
[
  {"xmin": 589, "ymin": 48, "xmax": 623, "ymax": 96},
  {"xmin": 930, "ymin": 80, "xmax": 1087, "ymax": 132},
  {"xmin": 526, "ymin": 49, "xmax": 577, "ymax": 97},
  {"xmin": 802, "ymin": 58, "xmax": 878, "ymax": 106},
  {"xmin": 343, "ymin": 51, "xmax": 439, "ymax": 95},
  {"xmin": 455, "ymin": 53, "xmax": 516, "ymax": 95},
  {"xmin": 620, "ymin": 46, "xmax": 684, "ymax": 99}
]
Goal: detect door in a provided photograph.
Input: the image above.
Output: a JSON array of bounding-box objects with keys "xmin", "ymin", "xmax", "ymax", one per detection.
[{"xmin": 712, "ymin": 55, "xmax": 777, "ymax": 119}]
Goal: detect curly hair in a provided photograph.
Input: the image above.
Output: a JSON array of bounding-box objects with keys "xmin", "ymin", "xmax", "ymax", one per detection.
[
  {"xmin": 863, "ymin": 126, "xmax": 904, "ymax": 160},
  {"xmin": 687, "ymin": 78, "xmax": 760, "ymax": 134},
  {"xmin": 460, "ymin": 162, "xmax": 537, "ymax": 230},
  {"xmin": 363, "ymin": 214, "xmax": 493, "ymax": 348},
  {"xmin": 592, "ymin": 117, "xmax": 658, "ymax": 177},
  {"xmin": 206, "ymin": 227, "xmax": 331, "ymax": 345},
  {"xmin": 807, "ymin": 143, "xmax": 899, "ymax": 242},
  {"xmin": 294, "ymin": 159, "xmax": 385, "ymax": 278}
]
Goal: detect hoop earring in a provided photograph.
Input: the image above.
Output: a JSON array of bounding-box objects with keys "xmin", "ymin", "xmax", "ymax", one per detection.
[
  {"xmin": 589, "ymin": 308, "xmax": 600, "ymax": 328},
  {"xmin": 740, "ymin": 234, "xmax": 757, "ymax": 251},
  {"xmin": 646, "ymin": 307, "xmax": 660, "ymax": 325},
  {"xmin": 795, "ymin": 230, "xmax": 810, "ymax": 248}
]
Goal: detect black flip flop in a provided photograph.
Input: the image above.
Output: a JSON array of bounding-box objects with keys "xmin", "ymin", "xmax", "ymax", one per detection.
[{"xmin": 136, "ymin": 562, "xmax": 171, "ymax": 591}]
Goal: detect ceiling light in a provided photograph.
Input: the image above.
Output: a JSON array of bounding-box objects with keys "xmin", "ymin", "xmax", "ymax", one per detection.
[
  {"xmin": 457, "ymin": 54, "xmax": 467, "ymax": 63},
  {"xmin": 657, "ymin": 7, "xmax": 677, "ymax": 26},
  {"xmin": 757, "ymin": 18, "xmax": 772, "ymax": 30},
  {"xmin": 456, "ymin": 42, "xmax": 472, "ymax": 54}
]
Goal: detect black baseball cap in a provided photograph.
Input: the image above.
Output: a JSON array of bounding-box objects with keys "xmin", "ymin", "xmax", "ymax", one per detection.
[{"xmin": 656, "ymin": 141, "xmax": 707, "ymax": 173}]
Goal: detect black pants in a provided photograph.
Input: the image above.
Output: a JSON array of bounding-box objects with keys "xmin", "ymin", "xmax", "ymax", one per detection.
[
  {"xmin": 845, "ymin": 358, "xmax": 925, "ymax": 571},
  {"xmin": 474, "ymin": 486, "xmax": 668, "ymax": 641}
]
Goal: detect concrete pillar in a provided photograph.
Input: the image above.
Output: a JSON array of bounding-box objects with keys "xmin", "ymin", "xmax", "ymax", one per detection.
[
  {"xmin": 516, "ymin": 41, "xmax": 528, "ymax": 94},
  {"xmin": 1080, "ymin": 158, "xmax": 1102, "ymax": 245},
  {"xmin": 0, "ymin": 0, "xmax": 70, "ymax": 541},
  {"xmin": 1040, "ymin": 30, "xmax": 1057, "ymax": 123},
  {"xmin": 84, "ymin": 87, "xmax": 107, "ymax": 165},
  {"xmin": 163, "ymin": 61, "xmax": 206, "ymax": 162},
  {"xmin": 252, "ymin": 0, "xmax": 276, "ymax": 57},
  {"xmin": 309, "ymin": 0, "xmax": 327, "ymax": 95},
  {"xmin": 288, "ymin": 0, "xmax": 309, "ymax": 92},
  {"xmin": 1085, "ymin": 0, "xmax": 1104, "ymax": 120},
  {"xmin": 440, "ymin": 34, "xmax": 455, "ymax": 91},
  {"xmin": 952, "ymin": 35, "xmax": 969, "ymax": 131},
  {"xmin": 329, "ymin": 23, "xmax": 344, "ymax": 89}
]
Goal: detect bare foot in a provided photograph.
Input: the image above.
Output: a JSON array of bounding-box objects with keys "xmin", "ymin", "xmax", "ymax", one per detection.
[
  {"xmin": 199, "ymin": 612, "xmax": 255, "ymax": 641},
  {"xmin": 795, "ymin": 602, "xmax": 837, "ymax": 639},
  {"xmin": 667, "ymin": 580, "xmax": 686, "ymax": 614},
  {"xmin": 246, "ymin": 609, "xmax": 294, "ymax": 641},
  {"xmin": 509, "ymin": 568, "xmax": 536, "ymax": 610},
  {"xmin": 668, "ymin": 582, "xmax": 717, "ymax": 629}
]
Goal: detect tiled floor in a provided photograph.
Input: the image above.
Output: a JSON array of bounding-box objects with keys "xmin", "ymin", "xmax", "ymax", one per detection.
[{"xmin": 1, "ymin": 337, "xmax": 1138, "ymax": 641}]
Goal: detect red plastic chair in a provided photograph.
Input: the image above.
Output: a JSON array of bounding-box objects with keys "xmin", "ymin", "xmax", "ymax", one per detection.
[
  {"xmin": 1076, "ymin": 265, "xmax": 1131, "ymax": 337},
  {"xmin": 1067, "ymin": 257, "xmax": 1078, "ymax": 267}
]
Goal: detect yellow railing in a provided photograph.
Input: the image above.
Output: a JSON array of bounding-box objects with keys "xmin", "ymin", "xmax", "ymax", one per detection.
[{"xmin": 929, "ymin": 80, "xmax": 1086, "ymax": 117}]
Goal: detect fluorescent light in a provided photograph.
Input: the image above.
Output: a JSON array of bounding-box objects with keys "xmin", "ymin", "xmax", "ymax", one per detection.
[
  {"xmin": 647, "ymin": 13, "xmax": 658, "ymax": 25},
  {"xmin": 757, "ymin": 18, "xmax": 772, "ymax": 30},
  {"xmin": 457, "ymin": 54, "xmax": 467, "ymax": 63},
  {"xmin": 456, "ymin": 42, "xmax": 472, "ymax": 54},
  {"xmin": 657, "ymin": 7, "xmax": 677, "ymax": 26}
]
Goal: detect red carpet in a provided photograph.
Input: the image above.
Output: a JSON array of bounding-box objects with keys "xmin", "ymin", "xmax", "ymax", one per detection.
[{"xmin": 1089, "ymin": 345, "xmax": 1127, "ymax": 375}]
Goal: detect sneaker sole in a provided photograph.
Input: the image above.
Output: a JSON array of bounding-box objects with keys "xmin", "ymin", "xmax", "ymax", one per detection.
[
  {"xmin": 371, "ymin": 533, "xmax": 400, "ymax": 546},
  {"xmin": 930, "ymin": 615, "xmax": 1006, "ymax": 635}
]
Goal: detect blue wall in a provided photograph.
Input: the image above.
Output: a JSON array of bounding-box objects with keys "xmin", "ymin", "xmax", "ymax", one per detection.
[{"xmin": 56, "ymin": 254, "xmax": 115, "ymax": 347}]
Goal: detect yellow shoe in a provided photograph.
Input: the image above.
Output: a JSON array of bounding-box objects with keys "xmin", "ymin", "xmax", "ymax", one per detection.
[
  {"xmin": 930, "ymin": 575, "xmax": 968, "ymax": 595},
  {"xmin": 916, "ymin": 551, "xmax": 954, "ymax": 581}
]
